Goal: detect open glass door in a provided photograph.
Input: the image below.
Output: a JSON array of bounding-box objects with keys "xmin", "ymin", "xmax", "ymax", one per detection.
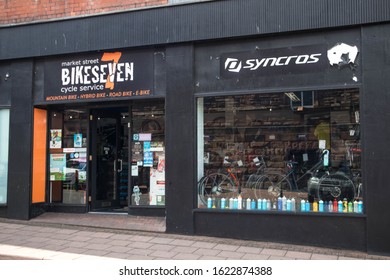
[{"xmin": 90, "ymin": 107, "xmax": 129, "ymax": 211}]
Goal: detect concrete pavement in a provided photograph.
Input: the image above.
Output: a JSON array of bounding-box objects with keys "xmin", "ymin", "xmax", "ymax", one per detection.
[{"xmin": 0, "ymin": 213, "xmax": 388, "ymax": 260}]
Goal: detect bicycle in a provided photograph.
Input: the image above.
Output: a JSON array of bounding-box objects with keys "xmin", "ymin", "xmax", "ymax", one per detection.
[
  {"xmin": 246, "ymin": 159, "xmax": 315, "ymax": 197},
  {"xmin": 309, "ymin": 168, "xmax": 361, "ymax": 202},
  {"xmin": 244, "ymin": 156, "xmax": 268, "ymax": 190},
  {"xmin": 253, "ymin": 151, "xmax": 328, "ymax": 198},
  {"xmin": 253, "ymin": 161, "xmax": 300, "ymax": 197},
  {"xmin": 198, "ymin": 160, "xmax": 242, "ymax": 206}
]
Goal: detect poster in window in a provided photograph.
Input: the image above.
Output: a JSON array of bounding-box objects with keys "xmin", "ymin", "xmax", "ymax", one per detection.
[
  {"xmin": 50, "ymin": 129, "xmax": 62, "ymax": 149},
  {"xmin": 143, "ymin": 141, "xmax": 151, "ymax": 151},
  {"xmin": 144, "ymin": 151, "xmax": 153, "ymax": 167},
  {"xmin": 139, "ymin": 133, "xmax": 152, "ymax": 141},
  {"xmin": 132, "ymin": 141, "xmax": 143, "ymax": 164},
  {"xmin": 150, "ymin": 153, "xmax": 165, "ymax": 206},
  {"xmin": 50, "ymin": 153, "xmax": 66, "ymax": 181},
  {"xmin": 74, "ymin": 133, "xmax": 82, "ymax": 148},
  {"xmin": 150, "ymin": 142, "xmax": 164, "ymax": 152}
]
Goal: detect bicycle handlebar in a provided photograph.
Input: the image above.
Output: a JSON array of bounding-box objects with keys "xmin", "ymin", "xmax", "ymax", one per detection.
[{"xmin": 223, "ymin": 158, "xmax": 248, "ymax": 168}]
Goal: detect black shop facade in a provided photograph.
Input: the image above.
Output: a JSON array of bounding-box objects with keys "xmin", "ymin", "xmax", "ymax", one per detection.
[
  {"xmin": 16, "ymin": 31, "xmax": 366, "ymax": 251},
  {"xmin": 2, "ymin": 1, "xmax": 390, "ymax": 256}
]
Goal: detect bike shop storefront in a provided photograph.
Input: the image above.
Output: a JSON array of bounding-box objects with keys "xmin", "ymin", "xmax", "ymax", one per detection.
[
  {"xmin": 32, "ymin": 48, "xmax": 166, "ymax": 216},
  {"xmin": 193, "ymin": 29, "xmax": 366, "ymax": 250}
]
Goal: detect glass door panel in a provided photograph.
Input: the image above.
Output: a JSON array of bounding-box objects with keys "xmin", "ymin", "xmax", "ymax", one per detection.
[
  {"xmin": 130, "ymin": 101, "xmax": 165, "ymax": 207},
  {"xmin": 91, "ymin": 108, "xmax": 128, "ymax": 211}
]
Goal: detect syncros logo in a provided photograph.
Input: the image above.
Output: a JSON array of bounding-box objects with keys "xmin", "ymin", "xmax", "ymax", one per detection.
[
  {"xmin": 61, "ymin": 52, "xmax": 134, "ymax": 90},
  {"xmin": 225, "ymin": 58, "xmax": 242, "ymax": 73},
  {"xmin": 221, "ymin": 44, "xmax": 328, "ymax": 78},
  {"xmin": 224, "ymin": 53, "xmax": 322, "ymax": 73}
]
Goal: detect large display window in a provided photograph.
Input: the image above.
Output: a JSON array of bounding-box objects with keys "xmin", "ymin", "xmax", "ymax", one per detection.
[
  {"xmin": 49, "ymin": 110, "xmax": 88, "ymax": 205},
  {"xmin": 0, "ymin": 109, "xmax": 10, "ymax": 205},
  {"xmin": 197, "ymin": 88, "xmax": 362, "ymax": 214}
]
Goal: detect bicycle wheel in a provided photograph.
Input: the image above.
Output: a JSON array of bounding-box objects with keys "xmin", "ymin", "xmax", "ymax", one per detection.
[
  {"xmin": 256, "ymin": 172, "xmax": 293, "ymax": 197},
  {"xmin": 198, "ymin": 173, "xmax": 237, "ymax": 205},
  {"xmin": 197, "ymin": 176, "xmax": 209, "ymax": 205},
  {"xmin": 245, "ymin": 173, "xmax": 263, "ymax": 198},
  {"xmin": 317, "ymin": 172, "xmax": 355, "ymax": 201},
  {"xmin": 252, "ymin": 174, "xmax": 272, "ymax": 198}
]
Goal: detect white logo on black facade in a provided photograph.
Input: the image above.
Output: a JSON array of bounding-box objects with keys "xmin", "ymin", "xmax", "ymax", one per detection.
[
  {"xmin": 327, "ymin": 43, "xmax": 359, "ymax": 68},
  {"xmin": 221, "ymin": 44, "xmax": 359, "ymax": 78},
  {"xmin": 225, "ymin": 58, "xmax": 242, "ymax": 73},
  {"xmin": 224, "ymin": 54, "xmax": 322, "ymax": 73},
  {"xmin": 221, "ymin": 45, "xmax": 328, "ymax": 77}
]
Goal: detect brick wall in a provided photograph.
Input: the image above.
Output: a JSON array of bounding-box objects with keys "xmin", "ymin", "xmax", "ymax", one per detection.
[{"xmin": 0, "ymin": 0, "xmax": 168, "ymax": 25}]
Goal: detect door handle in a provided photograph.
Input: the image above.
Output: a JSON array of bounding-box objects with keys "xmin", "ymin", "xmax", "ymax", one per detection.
[{"xmin": 118, "ymin": 159, "xmax": 123, "ymax": 172}]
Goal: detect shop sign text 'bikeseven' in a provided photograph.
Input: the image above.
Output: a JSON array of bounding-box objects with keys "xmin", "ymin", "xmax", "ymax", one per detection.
[{"xmin": 44, "ymin": 50, "xmax": 154, "ymax": 102}]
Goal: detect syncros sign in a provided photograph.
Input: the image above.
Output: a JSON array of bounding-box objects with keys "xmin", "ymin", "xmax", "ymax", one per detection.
[
  {"xmin": 44, "ymin": 50, "xmax": 154, "ymax": 102},
  {"xmin": 220, "ymin": 44, "xmax": 328, "ymax": 78}
]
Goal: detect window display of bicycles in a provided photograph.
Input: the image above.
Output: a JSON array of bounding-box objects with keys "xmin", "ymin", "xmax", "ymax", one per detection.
[{"xmin": 197, "ymin": 89, "xmax": 362, "ymax": 213}]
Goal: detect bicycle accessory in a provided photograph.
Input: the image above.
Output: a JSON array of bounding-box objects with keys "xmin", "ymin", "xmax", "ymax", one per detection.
[
  {"xmin": 257, "ymin": 199, "xmax": 262, "ymax": 210},
  {"xmin": 313, "ymin": 200, "xmax": 318, "ymax": 212},
  {"xmin": 358, "ymin": 200, "xmax": 363, "ymax": 213},
  {"xmin": 348, "ymin": 201, "xmax": 353, "ymax": 212},
  {"xmin": 286, "ymin": 199, "xmax": 292, "ymax": 211},
  {"xmin": 229, "ymin": 198, "xmax": 234, "ymax": 209},
  {"xmin": 262, "ymin": 198, "xmax": 267, "ymax": 210},
  {"xmin": 238, "ymin": 195, "xmax": 242, "ymax": 210},
  {"xmin": 207, "ymin": 197, "xmax": 212, "ymax": 208},
  {"xmin": 291, "ymin": 198, "xmax": 296, "ymax": 211},
  {"xmin": 329, "ymin": 201, "xmax": 333, "ymax": 212},
  {"xmin": 353, "ymin": 200, "xmax": 358, "ymax": 213},
  {"xmin": 266, "ymin": 199, "xmax": 271, "ymax": 210},
  {"xmin": 323, "ymin": 149, "xmax": 330, "ymax": 167},
  {"xmin": 221, "ymin": 198, "xmax": 226, "ymax": 209},
  {"xmin": 233, "ymin": 197, "xmax": 238, "ymax": 209},
  {"xmin": 343, "ymin": 198, "xmax": 348, "ymax": 213},
  {"xmin": 282, "ymin": 196, "xmax": 287, "ymax": 211},
  {"xmin": 319, "ymin": 200, "xmax": 324, "ymax": 212},
  {"xmin": 338, "ymin": 200, "xmax": 343, "ymax": 212},
  {"xmin": 246, "ymin": 198, "xmax": 251, "ymax": 210},
  {"xmin": 333, "ymin": 199, "xmax": 338, "ymax": 212},
  {"xmin": 251, "ymin": 199, "xmax": 256, "ymax": 210},
  {"xmin": 305, "ymin": 201, "xmax": 310, "ymax": 211},
  {"xmin": 301, "ymin": 199, "xmax": 306, "ymax": 212},
  {"xmin": 278, "ymin": 197, "xmax": 282, "ymax": 211}
]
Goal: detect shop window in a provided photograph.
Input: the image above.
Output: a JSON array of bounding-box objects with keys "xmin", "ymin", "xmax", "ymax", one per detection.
[
  {"xmin": 197, "ymin": 89, "xmax": 362, "ymax": 214},
  {"xmin": 0, "ymin": 109, "xmax": 10, "ymax": 205},
  {"xmin": 130, "ymin": 102, "xmax": 165, "ymax": 206},
  {"xmin": 49, "ymin": 110, "xmax": 88, "ymax": 205}
]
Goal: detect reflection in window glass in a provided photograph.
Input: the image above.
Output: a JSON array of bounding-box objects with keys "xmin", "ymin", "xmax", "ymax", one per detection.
[
  {"xmin": 197, "ymin": 89, "xmax": 362, "ymax": 214},
  {"xmin": 0, "ymin": 109, "xmax": 10, "ymax": 204},
  {"xmin": 49, "ymin": 110, "xmax": 88, "ymax": 205}
]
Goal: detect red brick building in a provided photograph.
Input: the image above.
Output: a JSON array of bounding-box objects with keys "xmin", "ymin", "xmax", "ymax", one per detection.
[{"xmin": 0, "ymin": 0, "xmax": 167, "ymax": 25}]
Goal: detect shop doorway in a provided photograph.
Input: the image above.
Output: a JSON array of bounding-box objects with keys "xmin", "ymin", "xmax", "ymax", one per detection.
[
  {"xmin": 90, "ymin": 107, "xmax": 129, "ymax": 212},
  {"xmin": 89, "ymin": 101, "xmax": 165, "ymax": 213}
]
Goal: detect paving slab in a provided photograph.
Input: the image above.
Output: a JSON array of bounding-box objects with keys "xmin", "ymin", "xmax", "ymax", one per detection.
[{"xmin": 0, "ymin": 214, "xmax": 389, "ymax": 261}]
